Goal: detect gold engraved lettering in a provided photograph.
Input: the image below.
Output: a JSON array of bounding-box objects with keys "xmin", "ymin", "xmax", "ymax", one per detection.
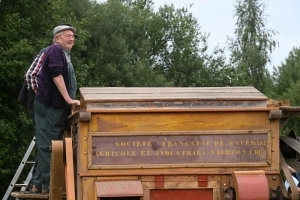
[
  {"xmin": 250, "ymin": 150, "xmax": 261, "ymax": 155},
  {"xmin": 228, "ymin": 140, "xmax": 267, "ymax": 146},
  {"xmin": 115, "ymin": 142, "xmax": 120, "ymax": 146},
  {"xmin": 251, "ymin": 140, "xmax": 266, "ymax": 146},
  {"xmin": 156, "ymin": 151, "xmax": 173, "ymax": 156},
  {"xmin": 217, "ymin": 150, "xmax": 225, "ymax": 155},
  {"xmin": 141, "ymin": 151, "xmax": 151, "ymax": 156},
  {"xmin": 214, "ymin": 141, "xmax": 224, "ymax": 146},
  {"xmin": 202, "ymin": 140, "xmax": 211, "ymax": 146},
  {"xmin": 180, "ymin": 141, "xmax": 188, "ymax": 146},
  {"xmin": 120, "ymin": 142, "xmax": 126, "ymax": 146}
]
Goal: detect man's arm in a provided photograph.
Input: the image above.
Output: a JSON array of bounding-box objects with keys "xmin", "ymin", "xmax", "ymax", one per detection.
[{"xmin": 53, "ymin": 75, "xmax": 80, "ymax": 105}]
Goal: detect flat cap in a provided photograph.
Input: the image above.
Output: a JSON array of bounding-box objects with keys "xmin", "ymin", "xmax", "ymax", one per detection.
[{"xmin": 53, "ymin": 25, "xmax": 76, "ymax": 36}]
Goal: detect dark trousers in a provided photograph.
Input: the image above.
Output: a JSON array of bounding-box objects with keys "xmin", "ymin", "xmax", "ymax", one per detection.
[{"xmin": 32, "ymin": 100, "xmax": 69, "ymax": 191}]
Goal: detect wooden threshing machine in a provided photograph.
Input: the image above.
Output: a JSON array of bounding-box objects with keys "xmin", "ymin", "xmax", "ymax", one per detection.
[{"xmin": 8, "ymin": 86, "xmax": 300, "ymax": 200}]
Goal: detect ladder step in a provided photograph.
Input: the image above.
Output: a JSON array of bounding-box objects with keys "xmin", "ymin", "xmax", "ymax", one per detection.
[
  {"xmin": 26, "ymin": 161, "xmax": 35, "ymax": 164},
  {"xmin": 14, "ymin": 183, "xmax": 28, "ymax": 187}
]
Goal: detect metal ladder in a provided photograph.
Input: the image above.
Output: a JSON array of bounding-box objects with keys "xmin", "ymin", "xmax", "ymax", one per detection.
[{"xmin": 2, "ymin": 137, "xmax": 36, "ymax": 200}]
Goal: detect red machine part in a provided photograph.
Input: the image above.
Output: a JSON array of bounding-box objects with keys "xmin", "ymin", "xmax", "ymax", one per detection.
[{"xmin": 233, "ymin": 171, "xmax": 269, "ymax": 200}]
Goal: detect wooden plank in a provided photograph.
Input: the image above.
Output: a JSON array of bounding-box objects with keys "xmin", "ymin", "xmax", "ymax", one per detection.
[
  {"xmin": 270, "ymin": 120, "xmax": 280, "ymax": 170},
  {"xmin": 164, "ymin": 175, "xmax": 198, "ymax": 182},
  {"xmin": 82, "ymin": 94, "xmax": 267, "ymax": 102},
  {"xmin": 285, "ymin": 158, "xmax": 300, "ymax": 173},
  {"xmin": 164, "ymin": 181, "xmax": 198, "ymax": 188},
  {"xmin": 79, "ymin": 87, "xmax": 268, "ymax": 102},
  {"xmin": 280, "ymin": 152, "xmax": 299, "ymax": 200},
  {"xmin": 82, "ymin": 177, "xmax": 96, "ymax": 200},
  {"xmin": 65, "ymin": 138, "xmax": 75, "ymax": 200},
  {"xmin": 11, "ymin": 192, "xmax": 49, "ymax": 199},
  {"xmin": 208, "ymin": 175, "xmax": 221, "ymax": 188},
  {"xmin": 142, "ymin": 189, "xmax": 150, "ymax": 200},
  {"xmin": 80, "ymin": 86, "xmax": 258, "ymax": 92},
  {"xmin": 50, "ymin": 141, "xmax": 63, "ymax": 200},
  {"xmin": 280, "ymin": 136, "xmax": 300, "ymax": 154},
  {"xmin": 76, "ymin": 122, "xmax": 86, "ymax": 200},
  {"xmin": 86, "ymin": 100, "xmax": 267, "ymax": 110},
  {"xmin": 142, "ymin": 181, "xmax": 155, "ymax": 189},
  {"xmin": 213, "ymin": 188, "xmax": 221, "ymax": 200},
  {"xmin": 79, "ymin": 86, "xmax": 261, "ymax": 95},
  {"xmin": 95, "ymin": 175, "xmax": 156, "ymax": 181},
  {"xmin": 86, "ymin": 108, "xmax": 275, "ymax": 113}
]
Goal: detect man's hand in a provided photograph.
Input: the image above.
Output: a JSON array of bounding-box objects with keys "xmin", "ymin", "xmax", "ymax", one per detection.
[{"xmin": 67, "ymin": 99, "xmax": 80, "ymax": 105}]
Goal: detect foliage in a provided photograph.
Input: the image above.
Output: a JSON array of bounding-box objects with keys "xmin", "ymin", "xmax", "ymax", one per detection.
[
  {"xmin": 272, "ymin": 48, "xmax": 300, "ymax": 135},
  {"xmin": 0, "ymin": 0, "xmax": 91, "ymax": 197},
  {"xmin": 84, "ymin": 0, "xmax": 229, "ymax": 87},
  {"xmin": 228, "ymin": 0, "xmax": 278, "ymax": 92}
]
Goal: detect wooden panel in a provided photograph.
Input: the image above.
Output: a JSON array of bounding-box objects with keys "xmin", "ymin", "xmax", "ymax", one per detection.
[
  {"xmin": 208, "ymin": 175, "xmax": 221, "ymax": 189},
  {"xmin": 142, "ymin": 189, "xmax": 150, "ymax": 200},
  {"xmin": 77, "ymin": 121, "xmax": 89, "ymax": 200},
  {"xmin": 78, "ymin": 121, "xmax": 89, "ymax": 173},
  {"xmin": 213, "ymin": 188, "xmax": 221, "ymax": 200},
  {"xmin": 164, "ymin": 182, "xmax": 198, "ymax": 188},
  {"xmin": 270, "ymin": 120, "xmax": 280, "ymax": 171},
  {"xmin": 89, "ymin": 112, "xmax": 270, "ymax": 132},
  {"xmin": 142, "ymin": 182, "xmax": 155, "ymax": 189},
  {"xmin": 94, "ymin": 180, "xmax": 143, "ymax": 197},
  {"xmin": 221, "ymin": 175, "xmax": 232, "ymax": 189},
  {"xmin": 82, "ymin": 177, "xmax": 96, "ymax": 200},
  {"xmin": 88, "ymin": 131, "xmax": 270, "ymax": 169},
  {"xmin": 266, "ymin": 174, "xmax": 280, "ymax": 193},
  {"xmin": 150, "ymin": 189, "xmax": 213, "ymax": 200},
  {"xmin": 164, "ymin": 175, "xmax": 198, "ymax": 182},
  {"xmin": 79, "ymin": 87, "xmax": 267, "ymax": 102}
]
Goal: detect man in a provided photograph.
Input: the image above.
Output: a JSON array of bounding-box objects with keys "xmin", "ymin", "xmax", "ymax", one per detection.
[
  {"xmin": 285, "ymin": 165, "xmax": 300, "ymax": 192},
  {"xmin": 31, "ymin": 24, "xmax": 80, "ymax": 194}
]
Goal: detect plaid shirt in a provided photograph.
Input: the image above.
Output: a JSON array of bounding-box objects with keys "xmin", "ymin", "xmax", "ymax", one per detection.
[{"xmin": 25, "ymin": 50, "xmax": 47, "ymax": 90}]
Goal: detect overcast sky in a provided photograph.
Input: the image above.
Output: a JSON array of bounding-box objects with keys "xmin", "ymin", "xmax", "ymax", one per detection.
[{"xmin": 152, "ymin": 0, "xmax": 300, "ymax": 72}]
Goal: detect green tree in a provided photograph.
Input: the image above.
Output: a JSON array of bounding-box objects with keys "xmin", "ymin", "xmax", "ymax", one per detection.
[
  {"xmin": 84, "ymin": 0, "xmax": 171, "ymax": 87},
  {"xmin": 85, "ymin": 0, "xmax": 231, "ymax": 87},
  {"xmin": 0, "ymin": 0, "xmax": 91, "ymax": 197},
  {"xmin": 228, "ymin": 0, "xmax": 277, "ymax": 92},
  {"xmin": 272, "ymin": 47, "xmax": 300, "ymax": 135}
]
